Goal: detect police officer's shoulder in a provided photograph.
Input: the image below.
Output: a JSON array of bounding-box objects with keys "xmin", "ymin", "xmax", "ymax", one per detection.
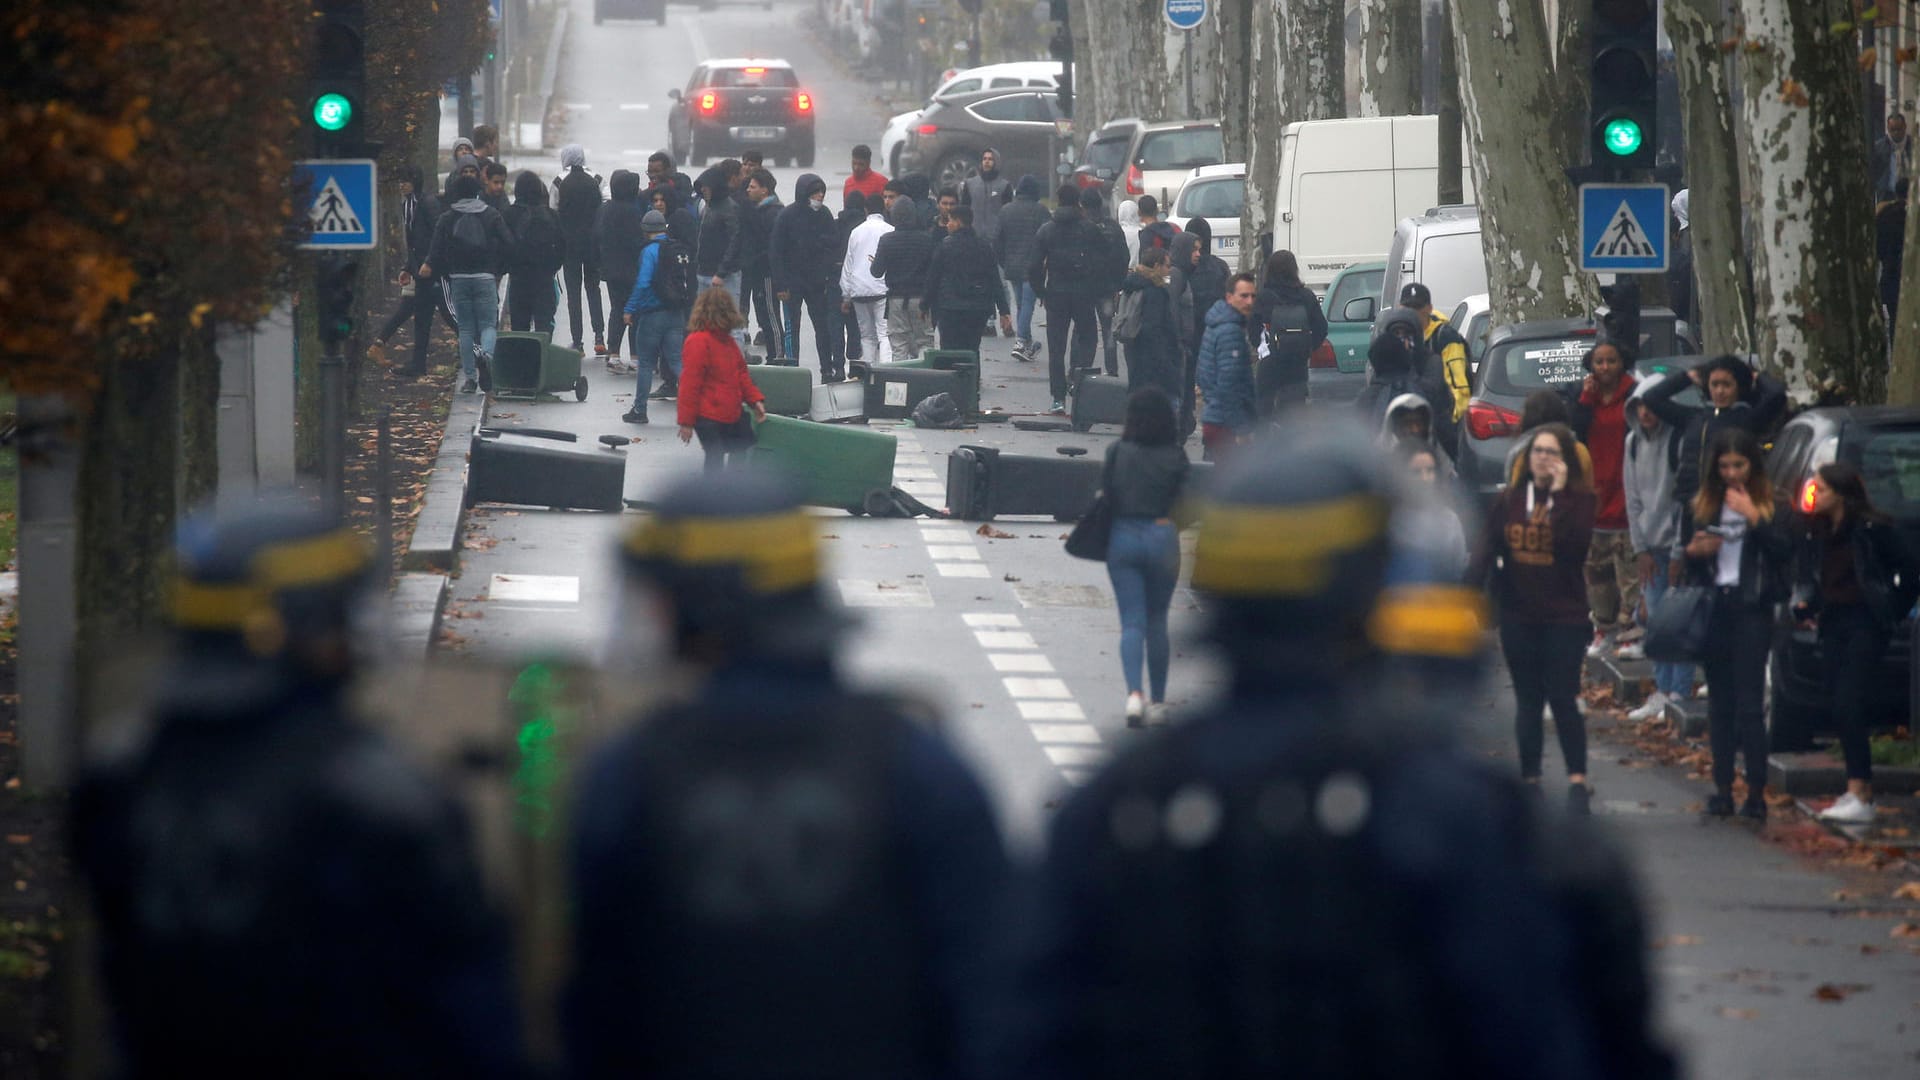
[{"xmin": 317, "ymin": 727, "xmax": 463, "ymax": 837}]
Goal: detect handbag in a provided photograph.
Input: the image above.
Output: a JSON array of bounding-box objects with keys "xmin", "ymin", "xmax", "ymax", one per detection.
[
  {"xmin": 1644, "ymin": 584, "xmax": 1717, "ymax": 662},
  {"xmin": 1064, "ymin": 493, "xmax": 1115, "ymax": 561}
]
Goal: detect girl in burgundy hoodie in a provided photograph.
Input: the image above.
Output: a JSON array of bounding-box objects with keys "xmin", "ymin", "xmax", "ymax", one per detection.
[{"xmin": 1471, "ymin": 422, "xmax": 1598, "ymax": 814}]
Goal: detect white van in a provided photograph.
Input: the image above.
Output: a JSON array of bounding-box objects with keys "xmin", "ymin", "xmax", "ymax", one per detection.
[
  {"xmin": 1375, "ymin": 206, "xmax": 1487, "ymax": 323},
  {"xmin": 1265, "ymin": 115, "xmax": 1475, "ymax": 295}
]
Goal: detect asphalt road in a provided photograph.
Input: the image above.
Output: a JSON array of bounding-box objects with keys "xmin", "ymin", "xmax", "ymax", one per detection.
[{"xmin": 438, "ymin": 2, "xmax": 1920, "ymax": 1074}]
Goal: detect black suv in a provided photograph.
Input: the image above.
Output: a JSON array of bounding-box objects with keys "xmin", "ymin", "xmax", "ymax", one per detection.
[
  {"xmin": 1765, "ymin": 407, "xmax": 1920, "ymax": 746},
  {"xmin": 668, "ymin": 59, "xmax": 815, "ymax": 168}
]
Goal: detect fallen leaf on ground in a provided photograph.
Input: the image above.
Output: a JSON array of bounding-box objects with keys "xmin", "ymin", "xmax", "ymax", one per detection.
[
  {"xmin": 1653, "ymin": 935, "xmax": 1703, "ymax": 948},
  {"xmin": 1890, "ymin": 922, "xmax": 1920, "ymax": 938},
  {"xmin": 1893, "ymin": 883, "xmax": 1920, "ymax": 902},
  {"xmin": 1003, "ymin": 574, "xmax": 1021, "ymax": 582},
  {"xmin": 1717, "ymin": 1007, "xmax": 1757, "ymax": 1020},
  {"xmin": 1812, "ymin": 982, "xmax": 1869, "ymax": 1002}
]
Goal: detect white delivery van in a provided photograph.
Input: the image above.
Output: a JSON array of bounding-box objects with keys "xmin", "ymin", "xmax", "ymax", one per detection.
[
  {"xmin": 1264, "ymin": 115, "xmax": 1475, "ymax": 295},
  {"xmin": 1376, "ymin": 205, "xmax": 1487, "ymax": 323}
]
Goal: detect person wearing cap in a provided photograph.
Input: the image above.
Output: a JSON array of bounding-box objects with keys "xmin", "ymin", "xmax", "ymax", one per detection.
[
  {"xmin": 72, "ymin": 499, "xmax": 526, "ymax": 1078},
  {"xmin": 621, "ymin": 208, "xmax": 686, "ymax": 424},
  {"xmin": 566, "ymin": 471, "xmax": 1010, "ymax": 1078},
  {"xmin": 999, "ymin": 422, "xmax": 1672, "ymax": 1080},
  {"xmin": 1396, "ymin": 282, "xmax": 1471, "ymax": 423}
]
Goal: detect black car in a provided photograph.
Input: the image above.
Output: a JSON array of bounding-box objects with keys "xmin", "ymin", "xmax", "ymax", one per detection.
[
  {"xmin": 901, "ymin": 88, "xmax": 1066, "ymax": 192},
  {"xmin": 594, "ymin": 0, "xmax": 665, "ymax": 24},
  {"xmin": 668, "ymin": 59, "xmax": 815, "ymax": 168},
  {"xmin": 1765, "ymin": 407, "xmax": 1920, "ymax": 745}
]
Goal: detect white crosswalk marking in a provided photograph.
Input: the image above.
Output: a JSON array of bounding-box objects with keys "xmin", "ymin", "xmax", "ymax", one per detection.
[
  {"xmin": 974, "ymin": 630, "xmax": 1038, "ymax": 649},
  {"xmin": 989, "ymin": 653, "xmax": 1055, "ymax": 672}
]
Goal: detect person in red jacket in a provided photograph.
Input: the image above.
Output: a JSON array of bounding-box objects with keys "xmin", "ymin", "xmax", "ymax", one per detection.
[
  {"xmin": 677, "ymin": 287, "xmax": 767, "ymax": 471},
  {"xmin": 1568, "ymin": 341, "xmax": 1640, "ymax": 658}
]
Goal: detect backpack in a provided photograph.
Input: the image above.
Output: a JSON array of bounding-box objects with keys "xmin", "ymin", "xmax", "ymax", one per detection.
[
  {"xmin": 651, "ymin": 239, "xmax": 699, "ymax": 309},
  {"xmin": 515, "ymin": 206, "xmax": 565, "ymax": 272},
  {"xmin": 1094, "ymin": 220, "xmax": 1131, "ymax": 292},
  {"xmin": 1046, "ymin": 224, "xmax": 1096, "ymax": 287},
  {"xmin": 1263, "ymin": 297, "xmax": 1316, "ymax": 356},
  {"xmin": 910, "ymin": 392, "xmax": 964, "ymax": 429},
  {"xmin": 1113, "ymin": 288, "xmax": 1145, "ymax": 342},
  {"xmin": 449, "ymin": 210, "xmax": 491, "ymax": 264}
]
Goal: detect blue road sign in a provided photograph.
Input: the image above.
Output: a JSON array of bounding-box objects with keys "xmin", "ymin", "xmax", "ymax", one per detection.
[
  {"xmin": 1579, "ymin": 182, "xmax": 1668, "ymax": 273},
  {"xmin": 293, "ymin": 159, "xmax": 378, "ymax": 250},
  {"xmin": 1164, "ymin": 0, "xmax": 1208, "ymax": 32}
]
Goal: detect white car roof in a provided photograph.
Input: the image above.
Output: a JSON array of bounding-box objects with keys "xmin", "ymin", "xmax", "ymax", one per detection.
[
  {"xmin": 703, "ymin": 58, "xmax": 795, "ymax": 69},
  {"xmin": 1184, "ymin": 162, "xmax": 1245, "ymax": 181}
]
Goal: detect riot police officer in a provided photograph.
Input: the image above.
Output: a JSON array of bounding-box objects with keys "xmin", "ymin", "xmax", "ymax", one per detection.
[
  {"xmin": 1000, "ymin": 422, "xmax": 1673, "ymax": 1080},
  {"xmin": 73, "ymin": 500, "xmax": 525, "ymax": 1078},
  {"xmin": 565, "ymin": 470, "xmax": 1010, "ymax": 1079}
]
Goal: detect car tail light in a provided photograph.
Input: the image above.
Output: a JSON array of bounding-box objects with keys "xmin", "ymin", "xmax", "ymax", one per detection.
[
  {"xmin": 744, "ymin": 66, "xmax": 766, "ymax": 74},
  {"xmin": 795, "ymin": 92, "xmax": 813, "ymax": 112},
  {"xmin": 916, "ymin": 123, "xmax": 939, "ymax": 136},
  {"xmin": 1800, "ymin": 478, "xmax": 1819, "ymax": 514},
  {"xmin": 1125, "ymin": 163, "xmax": 1144, "ymax": 196},
  {"xmin": 1465, "ymin": 400, "xmax": 1522, "ymax": 440},
  {"xmin": 1309, "ymin": 340, "xmax": 1335, "ymax": 370},
  {"xmin": 1074, "ymin": 170, "xmax": 1100, "ymax": 189},
  {"xmin": 698, "ymin": 92, "xmax": 717, "ymax": 114}
]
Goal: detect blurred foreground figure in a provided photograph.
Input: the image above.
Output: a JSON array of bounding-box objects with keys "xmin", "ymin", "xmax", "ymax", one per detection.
[
  {"xmin": 73, "ymin": 500, "xmax": 525, "ymax": 1078},
  {"xmin": 1002, "ymin": 423, "xmax": 1674, "ymax": 1080},
  {"xmin": 566, "ymin": 470, "xmax": 1009, "ymax": 1079}
]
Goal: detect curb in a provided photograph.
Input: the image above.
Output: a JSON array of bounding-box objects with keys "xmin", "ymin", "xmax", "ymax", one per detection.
[
  {"xmin": 391, "ymin": 572, "xmax": 451, "ymax": 658},
  {"xmin": 1771, "ymin": 750, "xmax": 1920, "ymax": 798},
  {"xmin": 403, "ymin": 391, "xmax": 487, "ymax": 572}
]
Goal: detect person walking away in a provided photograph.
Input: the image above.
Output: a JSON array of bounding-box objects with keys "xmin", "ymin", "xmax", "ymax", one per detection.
[
  {"xmin": 1100, "ymin": 389, "xmax": 1188, "ymax": 726},
  {"xmin": 73, "ymin": 500, "xmax": 527, "ymax": 1078},
  {"xmin": 831, "ymin": 191, "xmax": 866, "ymax": 366},
  {"xmin": 1800, "ymin": 463, "xmax": 1920, "ymax": 822},
  {"xmin": 872, "ymin": 197, "xmax": 934, "ymax": 361},
  {"xmin": 694, "ymin": 160, "xmax": 745, "ymax": 347},
  {"xmin": 1398, "ymin": 282, "xmax": 1471, "ymax": 423},
  {"xmin": 1115, "ymin": 248, "xmax": 1182, "ymax": 402},
  {"xmin": 554, "ymin": 144, "xmax": 606, "ymax": 355},
  {"xmin": 672, "ymin": 287, "xmax": 766, "ymax": 471},
  {"xmin": 1640, "ymin": 354, "xmax": 1788, "ymax": 517},
  {"xmin": 378, "ymin": 164, "xmax": 453, "ymax": 376},
  {"xmin": 997, "ymin": 174, "xmax": 1050, "ymax": 363},
  {"xmin": 845, "ymin": 143, "xmax": 889, "ymax": 203},
  {"xmin": 1876, "ymin": 178, "xmax": 1908, "ymax": 342},
  {"xmin": 620, "ymin": 210, "xmax": 695, "ymax": 423},
  {"xmin": 1682, "ymin": 429, "xmax": 1791, "ymax": 821},
  {"xmin": 593, "ymin": 170, "xmax": 649, "ymax": 375},
  {"xmin": 1115, "ymin": 198, "xmax": 1142, "ymax": 265},
  {"xmin": 1027, "ymin": 184, "xmax": 1104, "ymax": 414},
  {"xmin": 769, "ymin": 173, "xmax": 845, "ymax": 380},
  {"xmin": 923, "ymin": 205, "xmax": 1012, "ymax": 358},
  {"xmin": 567, "ymin": 471, "xmax": 1009, "ymax": 1078},
  {"xmin": 1622, "ymin": 383, "xmax": 1694, "ymax": 721},
  {"xmin": 421, "ymin": 174, "xmax": 512, "ymax": 394},
  {"xmin": 1871, "ymin": 111, "xmax": 1912, "ymax": 202},
  {"xmin": 1082, "ymin": 189, "xmax": 1130, "ymax": 376},
  {"xmin": 1135, "ymin": 194, "xmax": 1179, "ymax": 251},
  {"xmin": 723, "ymin": 168, "xmax": 785, "ymax": 360},
  {"xmin": 1469, "ymin": 423, "xmax": 1598, "ymax": 812},
  {"xmin": 1249, "ymin": 248, "xmax": 1326, "ymax": 418},
  {"xmin": 503, "ymin": 170, "xmax": 565, "ymax": 335},
  {"xmin": 1565, "ymin": 341, "xmax": 1640, "ymax": 658},
  {"xmin": 1195, "ymin": 273, "xmax": 1259, "ymax": 461},
  {"xmin": 841, "ymin": 189, "xmax": 893, "ymax": 365}
]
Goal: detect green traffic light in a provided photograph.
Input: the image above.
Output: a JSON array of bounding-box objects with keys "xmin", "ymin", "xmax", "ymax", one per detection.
[
  {"xmin": 313, "ymin": 93, "xmax": 353, "ymax": 132},
  {"xmin": 1603, "ymin": 117, "xmax": 1644, "ymax": 156}
]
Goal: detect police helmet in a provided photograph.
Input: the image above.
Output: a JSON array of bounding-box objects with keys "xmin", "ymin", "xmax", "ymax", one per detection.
[{"xmin": 171, "ymin": 498, "xmax": 375, "ymax": 664}]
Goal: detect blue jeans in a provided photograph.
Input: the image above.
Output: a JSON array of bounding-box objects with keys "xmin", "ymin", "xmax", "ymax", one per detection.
[
  {"xmin": 1106, "ymin": 517, "xmax": 1180, "ymax": 699},
  {"xmin": 629, "ymin": 309, "xmax": 684, "ymax": 400},
  {"xmin": 1014, "ymin": 280, "xmax": 1037, "ymax": 342},
  {"xmin": 448, "ymin": 275, "xmax": 498, "ymax": 381},
  {"xmin": 1642, "ymin": 556, "xmax": 1695, "ymax": 697}
]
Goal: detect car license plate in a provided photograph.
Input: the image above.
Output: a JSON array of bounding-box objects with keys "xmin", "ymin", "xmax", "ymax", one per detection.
[
  {"xmin": 735, "ymin": 127, "xmax": 782, "ymax": 141},
  {"xmin": 1217, "ymin": 235, "xmax": 1239, "ymax": 252}
]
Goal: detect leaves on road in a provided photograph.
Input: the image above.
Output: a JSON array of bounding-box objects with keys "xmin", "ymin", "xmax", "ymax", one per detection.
[
  {"xmin": 1811, "ymin": 982, "xmax": 1869, "ymax": 1002},
  {"xmin": 976, "ymin": 525, "xmax": 1015, "ymax": 539}
]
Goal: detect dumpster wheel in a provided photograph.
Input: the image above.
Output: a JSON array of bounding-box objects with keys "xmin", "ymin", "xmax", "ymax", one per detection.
[{"xmin": 574, "ymin": 376, "xmax": 589, "ymax": 402}]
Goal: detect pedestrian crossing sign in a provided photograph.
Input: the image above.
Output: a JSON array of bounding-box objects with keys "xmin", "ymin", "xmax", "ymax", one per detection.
[
  {"xmin": 1579, "ymin": 182, "xmax": 1668, "ymax": 273},
  {"xmin": 293, "ymin": 159, "xmax": 378, "ymax": 250}
]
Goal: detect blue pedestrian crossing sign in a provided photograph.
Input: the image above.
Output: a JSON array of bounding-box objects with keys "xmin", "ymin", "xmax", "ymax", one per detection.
[
  {"xmin": 1579, "ymin": 182, "xmax": 1668, "ymax": 273},
  {"xmin": 294, "ymin": 159, "xmax": 378, "ymax": 250}
]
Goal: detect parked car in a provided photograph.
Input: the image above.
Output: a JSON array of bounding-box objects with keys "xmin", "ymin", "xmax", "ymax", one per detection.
[
  {"xmin": 1765, "ymin": 406, "xmax": 1920, "ymax": 744},
  {"xmin": 1447, "ymin": 293, "xmax": 1491, "ymax": 380},
  {"xmin": 877, "ymin": 61, "xmax": 1063, "ymax": 177},
  {"xmin": 1170, "ymin": 163, "xmax": 1244, "ymax": 261},
  {"xmin": 594, "ymin": 0, "xmax": 665, "ymax": 24},
  {"xmin": 901, "ymin": 88, "xmax": 1066, "ymax": 192},
  {"xmin": 1321, "ymin": 261, "xmax": 1384, "ymax": 377},
  {"xmin": 1378, "ymin": 205, "xmax": 1486, "ymax": 322},
  {"xmin": 1072, "ymin": 118, "xmax": 1144, "ymax": 195},
  {"xmin": 1070, "ymin": 118, "xmax": 1223, "ymax": 206},
  {"xmin": 667, "ymin": 59, "xmax": 816, "ymax": 168}
]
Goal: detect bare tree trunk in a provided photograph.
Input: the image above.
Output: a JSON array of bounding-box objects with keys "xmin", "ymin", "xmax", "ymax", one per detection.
[
  {"xmin": 1213, "ymin": 0, "xmax": 1255, "ymax": 164},
  {"xmin": 1736, "ymin": 0, "xmax": 1885, "ymax": 403},
  {"xmin": 1450, "ymin": 0, "xmax": 1599, "ymax": 325},
  {"xmin": 1077, "ymin": 0, "xmax": 1171, "ymax": 133},
  {"xmin": 1553, "ymin": 0, "xmax": 1590, "ymax": 152},
  {"xmin": 1240, "ymin": 0, "xmax": 1346, "ymax": 272},
  {"xmin": 1285, "ymin": 0, "xmax": 1345, "ymax": 122},
  {"xmin": 1666, "ymin": 0, "xmax": 1754, "ymax": 357},
  {"xmin": 78, "ymin": 349, "xmax": 181, "ymax": 657},
  {"xmin": 1357, "ymin": 0, "xmax": 1420, "ymax": 117},
  {"xmin": 1436, "ymin": 0, "xmax": 1463, "ymax": 205},
  {"xmin": 1068, "ymin": 0, "xmax": 1099, "ymax": 130}
]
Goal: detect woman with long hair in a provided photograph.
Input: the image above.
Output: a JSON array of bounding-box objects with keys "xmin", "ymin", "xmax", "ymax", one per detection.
[
  {"xmin": 676, "ymin": 287, "xmax": 767, "ymax": 472},
  {"xmin": 1683, "ymin": 428, "xmax": 1791, "ymax": 821},
  {"xmin": 1249, "ymin": 249, "xmax": 1327, "ymax": 416},
  {"xmin": 1801, "ymin": 462, "xmax": 1918, "ymax": 823},
  {"xmin": 1103, "ymin": 390, "xmax": 1190, "ymax": 726},
  {"xmin": 1470, "ymin": 423, "xmax": 1597, "ymax": 811},
  {"xmin": 1117, "ymin": 248, "xmax": 1183, "ymax": 402}
]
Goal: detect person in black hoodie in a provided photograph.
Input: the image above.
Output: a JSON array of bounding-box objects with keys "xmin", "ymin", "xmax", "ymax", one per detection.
[
  {"xmin": 872, "ymin": 197, "xmax": 934, "ymax": 360},
  {"xmin": 503, "ymin": 170, "xmax": 565, "ymax": 335},
  {"xmin": 923, "ymin": 205, "xmax": 1012, "ymax": 358},
  {"xmin": 1249, "ymin": 247, "xmax": 1327, "ymax": 419},
  {"xmin": 997, "ymin": 175, "xmax": 1050, "ymax": 362},
  {"xmin": 1082, "ymin": 188, "xmax": 1130, "ymax": 377},
  {"xmin": 378, "ymin": 164, "xmax": 455, "ymax": 376},
  {"xmin": 1357, "ymin": 307, "xmax": 1452, "ymax": 447},
  {"xmin": 553, "ymin": 144, "xmax": 606, "ymax": 354},
  {"xmin": 1028, "ymin": 185, "xmax": 1106, "ymax": 414},
  {"xmin": 769, "ymin": 173, "xmax": 844, "ymax": 379},
  {"xmin": 833, "ymin": 191, "xmax": 867, "ymax": 365},
  {"xmin": 1117, "ymin": 248, "xmax": 1183, "ymax": 402},
  {"xmin": 421, "ymin": 175, "xmax": 513, "ymax": 394},
  {"xmin": 724, "ymin": 168, "xmax": 785, "ymax": 360},
  {"xmin": 593, "ymin": 170, "xmax": 649, "ymax": 374},
  {"xmin": 1640, "ymin": 354, "xmax": 1788, "ymax": 566},
  {"xmin": 694, "ymin": 162, "xmax": 744, "ymax": 345}
]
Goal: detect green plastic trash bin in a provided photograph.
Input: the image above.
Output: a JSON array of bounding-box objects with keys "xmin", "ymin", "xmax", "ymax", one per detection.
[
  {"xmin": 865, "ymin": 365, "xmax": 978, "ymax": 419},
  {"xmin": 488, "ymin": 334, "xmax": 588, "ymax": 401},
  {"xmin": 748, "ymin": 414, "xmax": 898, "ymax": 513},
  {"xmin": 747, "ymin": 364, "xmax": 815, "ymax": 416}
]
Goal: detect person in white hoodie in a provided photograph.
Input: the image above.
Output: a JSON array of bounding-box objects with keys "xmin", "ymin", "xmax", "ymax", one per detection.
[
  {"xmin": 1115, "ymin": 199, "xmax": 1142, "ymax": 267},
  {"xmin": 1621, "ymin": 380, "xmax": 1694, "ymax": 716},
  {"xmin": 840, "ymin": 198, "xmax": 893, "ymax": 364}
]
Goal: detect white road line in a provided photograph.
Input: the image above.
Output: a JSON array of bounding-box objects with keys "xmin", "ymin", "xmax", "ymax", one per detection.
[
  {"xmin": 563, "ymin": 102, "xmax": 595, "ymax": 110},
  {"xmin": 1016, "ymin": 700, "xmax": 1084, "ymax": 720},
  {"xmin": 488, "ymin": 574, "xmax": 580, "ymax": 603},
  {"xmin": 963, "ymin": 612, "xmax": 1023, "ymax": 627},
  {"xmin": 1060, "ymin": 769, "xmax": 1094, "ymax": 786},
  {"xmin": 894, "ymin": 467, "xmax": 938, "ymax": 479},
  {"xmin": 1044, "ymin": 745, "xmax": 1109, "ymax": 768},
  {"xmin": 989, "ymin": 653, "xmax": 1055, "ymax": 672},
  {"xmin": 1029, "ymin": 722, "xmax": 1101, "ymax": 744},
  {"xmin": 936, "ymin": 562, "xmax": 991, "ymax": 578},
  {"xmin": 926, "ymin": 545, "xmax": 982, "ymax": 561},
  {"xmin": 619, "ymin": 103, "xmax": 650, "ymax": 110},
  {"xmin": 1003, "ymin": 677, "xmax": 1071, "ymax": 698},
  {"xmin": 974, "ymin": 630, "xmax": 1038, "ymax": 649},
  {"xmin": 837, "ymin": 579, "xmax": 934, "ymax": 608}
]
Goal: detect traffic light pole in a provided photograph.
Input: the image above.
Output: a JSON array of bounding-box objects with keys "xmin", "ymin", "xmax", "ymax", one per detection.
[{"xmin": 317, "ymin": 252, "xmax": 348, "ymax": 520}]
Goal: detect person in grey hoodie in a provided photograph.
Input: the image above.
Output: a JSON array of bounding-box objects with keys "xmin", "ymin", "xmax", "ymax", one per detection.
[
  {"xmin": 421, "ymin": 174, "xmax": 513, "ymax": 394},
  {"xmin": 1621, "ymin": 381, "xmax": 1692, "ymax": 717}
]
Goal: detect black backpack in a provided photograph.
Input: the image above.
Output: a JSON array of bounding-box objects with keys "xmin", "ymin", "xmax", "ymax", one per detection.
[
  {"xmin": 515, "ymin": 206, "xmax": 565, "ymax": 272},
  {"xmin": 1264, "ymin": 297, "xmax": 1317, "ymax": 356},
  {"xmin": 1046, "ymin": 223, "xmax": 1097, "ymax": 288},
  {"xmin": 652, "ymin": 239, "xmax": 699, "ymax": 309},
  {"xmin": 449, "ymin": 210, "xmax": 491, "ymax": 264}
]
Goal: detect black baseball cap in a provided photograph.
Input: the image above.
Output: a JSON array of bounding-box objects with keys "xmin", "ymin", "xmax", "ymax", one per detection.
[{"xmin": 1398, "ymin": 282, "xmax": 1432, "ymax": 308}]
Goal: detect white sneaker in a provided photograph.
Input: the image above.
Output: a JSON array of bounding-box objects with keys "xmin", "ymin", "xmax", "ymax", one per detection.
[
  {"xmin": 1626, "ymin": 691, "xmax": 1669, "ymax": 722},
  {"xmin": 1819, "ymin": 792, "xmax": 1877, "ymax": 824},
  {"xmin": 1147, "ymin": 702, "xmax": 1168, "ymax": 726},
  {"xmin": 1615, "ymin": 641, "xmax": 1646, "ymax": 661},
  {"xmin": 1125, "ymin": 693, "xmax": 1145, "ymax": 728},
  {"xmin": 1586, "ymin": 631, "xmax": 1613, "ymax": 658},
  {"xmin": 1695, "ymin": 684, "xmax": 1710, "ymax": 699}
]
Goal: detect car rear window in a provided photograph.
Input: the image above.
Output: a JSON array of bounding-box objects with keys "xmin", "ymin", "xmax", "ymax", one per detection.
[
  {"xmin": 1176, "ymin": 178, "xmax": 1243, "ymax": 218},
  {"xmin": 710, "ymin": 67, "xmax": 798, "ymax": 88},
  {"xmin": 1482, "ymin": 337, "xmax": 1593, "ymax": 395},
  {"xmin": 1861, "ymin": 428, "xmax": 1920, "ymax": 517},
  {"xmin": 1137, "ymin": 128, "xmax": 1224, "ymax": 171},
  {"xmin": 1084, "ymin": 135, "xmax": 1129, "ymax": 173}
]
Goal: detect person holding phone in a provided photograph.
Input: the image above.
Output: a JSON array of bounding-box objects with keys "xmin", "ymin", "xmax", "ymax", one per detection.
[{"xmin": 1682, "ymin": 429, "xmax": 1792, "ymax": 822}]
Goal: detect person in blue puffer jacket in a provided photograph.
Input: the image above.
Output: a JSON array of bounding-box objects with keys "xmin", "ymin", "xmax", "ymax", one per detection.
[{"xmin": 1194, "ymin": 271, "xmax": 1258, "ymax": 461}]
